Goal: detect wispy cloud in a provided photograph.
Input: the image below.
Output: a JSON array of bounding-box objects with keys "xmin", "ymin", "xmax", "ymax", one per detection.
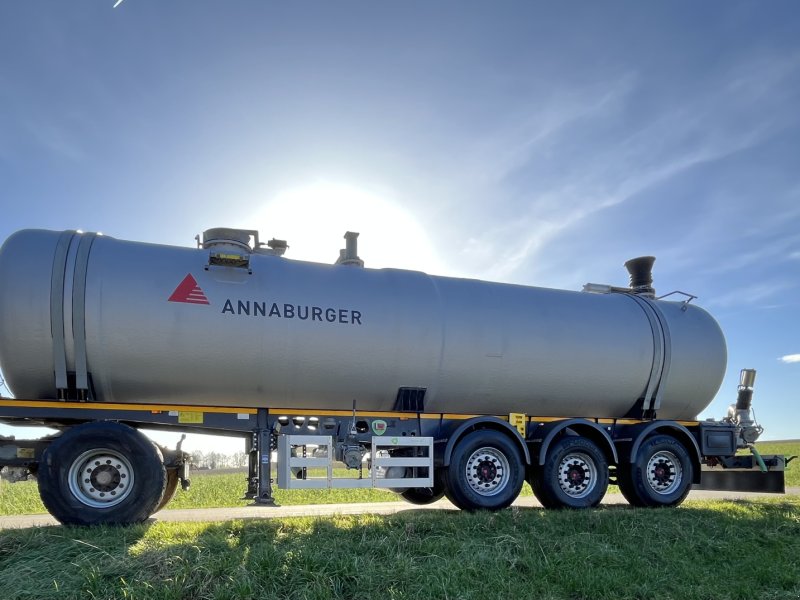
[
  {"xmin": 459, "ymin": 112, "xmax": 775, "ymax": 284},
  {"xmin": 700, "ymin": 233, "xmax": 800, "ymax": 275},
  {"xmin": 465, "ymin": 73, "xmax": 639, "ymax": 188},
  {"xmin": 779, "ymin": 354, "xmax": 800, "ymax": 364},
  {"xmin": 707, "ymin": 281, "xmax": 794, "ymax": 309},
  {"xmin": 443, "ymin": 50, "xmax": 800, "ymax": 285}
]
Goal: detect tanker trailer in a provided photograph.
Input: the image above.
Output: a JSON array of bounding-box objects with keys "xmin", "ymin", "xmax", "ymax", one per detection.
[{"xmin": 0, "ymin": 228, "xmax": 789, "ymax": 525}]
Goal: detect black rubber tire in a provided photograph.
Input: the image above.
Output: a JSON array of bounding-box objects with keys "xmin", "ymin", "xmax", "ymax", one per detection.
[
  {"xmin": 528, "ymin": 468, "xmax": 559, "ymax": 509},
  {"xmin": 618, "ymin": 434, "xmax": 693, "ymax": 508},
  {"xmin": 617, "ymin": 466, "xmax": 640, "ymax": 506},
  {"xmin": 443, "ymin": 430, "xmax": 525, "ymax": 511},
  {"xmin": 530, "ymin": 436, "xmax": 609, "ymax": 509},
  {"xmin": 442, "ymin": 467, "xmax": 461, "ymax": 507},
  {"xmin": 399, "ymin": 469, "xmax": 447, "ymax": 505},
  {"xmin": 154, "ymin": 469, "xmax": 180, "ymax": 513},
  {"xmin": 38, "ymin": 421, "xmax": 167, "ymax": 526}
]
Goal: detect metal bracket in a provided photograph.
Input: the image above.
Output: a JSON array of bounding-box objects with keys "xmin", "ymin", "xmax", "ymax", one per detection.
[{"xmin": 656, "ymin": 290, "xmax": 698, "ymax": 312}]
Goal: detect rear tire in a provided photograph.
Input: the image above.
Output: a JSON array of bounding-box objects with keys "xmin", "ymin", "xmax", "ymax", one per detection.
[
  {"xmin": 529, "ymin": 436, "xmax": 608, "ymax": 509},
  {"xmin": 399, "ymin": 469, "xmax": 446, "ymax": 505},
  {"xmin": 443, "ymin": 430, "xmax": 524, "ymax": 511},
  {"xmin": 38, "ymin": 421, "xmax": 167, "ymax": 526},
  {"xmin": 618, "ymin": 434, "xmax": 693, "ymax": 508}
]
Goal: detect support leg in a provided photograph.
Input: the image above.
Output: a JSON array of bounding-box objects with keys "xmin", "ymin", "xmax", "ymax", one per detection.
[{"xmin": 251, "ymin": 408, "xmax": 278, "ymax": 506}]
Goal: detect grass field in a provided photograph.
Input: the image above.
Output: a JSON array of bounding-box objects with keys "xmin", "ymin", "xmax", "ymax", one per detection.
[
  {"xmin": 0, "ymin": 497, "xmax": 798, "ymax": 599},
  {"xmin": 0, "ymin": 443, "xmax": 797, "ymax": 599},
  {"xmin": 1, "ymin": 442, "xmax": 797, "ymax": 516},
  {"xmin": 0, "ymin": 470, "xmax": 402, "ymax": 516}
]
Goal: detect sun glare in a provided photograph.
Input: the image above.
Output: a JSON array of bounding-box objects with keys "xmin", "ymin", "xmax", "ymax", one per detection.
[
  {"xmin": 140, "ymin": 184, "xmax": 447, "ymax": 455},
  {"xmin": 247, "ymin": 183, "xmax": 445, "ymax": 274}
]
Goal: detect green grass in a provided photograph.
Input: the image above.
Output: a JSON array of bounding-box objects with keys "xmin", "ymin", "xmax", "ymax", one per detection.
[
  {"xmin": 2, "ymin": 442, "xmax": 797, "ymax": 517},
  {"xmin": 0, "ymin": 472, "xmax": 403, "ymax": 516},
  {"xmin": 0, "ymin": 478, "xmax": 49, "ymax": 516},
  {"xmin": 171, "ymin": 471, "xmax": 401, "ymax": 510},
  {"xmin": 0, "ymin": 497, "xmax": 798, "ymax": 599}
]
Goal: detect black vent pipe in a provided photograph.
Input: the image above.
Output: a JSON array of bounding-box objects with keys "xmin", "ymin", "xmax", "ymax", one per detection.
[
  {"xmin": 736, "ymin": 369, "xmax": 757, "ymax": 411},
  {"xmin": 624, "ymin": 256, "xmax": 656, "ymax": 296}
]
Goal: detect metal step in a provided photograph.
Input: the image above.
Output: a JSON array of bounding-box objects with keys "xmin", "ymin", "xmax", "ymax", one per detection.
[{"xmin": 276, "ymin": 435, "xmax": 433, "ymax": 490}]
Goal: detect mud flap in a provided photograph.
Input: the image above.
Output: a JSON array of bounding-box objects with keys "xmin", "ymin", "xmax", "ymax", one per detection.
[{"xmin": 695, "ymin": 467, "xmax": 785, "ymax": 493}]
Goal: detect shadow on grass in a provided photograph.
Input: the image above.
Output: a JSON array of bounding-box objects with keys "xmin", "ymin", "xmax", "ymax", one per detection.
[{"xmin": 0, "ymin": 499, "xmax": 798, "ymax": 600}]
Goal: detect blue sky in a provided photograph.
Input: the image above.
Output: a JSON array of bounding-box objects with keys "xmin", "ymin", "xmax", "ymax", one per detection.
[{"xmin": 0, "ymin": 1, "xmax": 798, "ymax": 450}]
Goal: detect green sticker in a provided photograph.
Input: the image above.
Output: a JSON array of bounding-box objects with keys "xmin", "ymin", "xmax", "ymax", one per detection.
[{"xmin": 371, "ymin": 419, "xmax": 388, "ymax": 436}]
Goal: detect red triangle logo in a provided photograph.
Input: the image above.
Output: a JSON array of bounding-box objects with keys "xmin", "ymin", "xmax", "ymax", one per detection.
[{"xmin": 168, "ymin": 274, "xmax": 210, "ymax": 305}]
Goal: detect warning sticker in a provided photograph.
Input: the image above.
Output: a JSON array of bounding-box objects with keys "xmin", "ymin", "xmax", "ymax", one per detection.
[{"xmin": 178, "ymin": 411, "xmax": 204, "ymax": 424}]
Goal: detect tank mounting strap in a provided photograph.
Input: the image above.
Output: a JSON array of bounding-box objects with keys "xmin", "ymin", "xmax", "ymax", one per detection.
[
  {"xmin": 72, "ymin": 233, "xmax": 98, "ymax": 397},
  {"xmin": 625, "ymin": 294, "xmax": 672, "ymax": 417},
  {"xmin": 50, "ymin": 231, "xmax": 77, "ymax": 394}
]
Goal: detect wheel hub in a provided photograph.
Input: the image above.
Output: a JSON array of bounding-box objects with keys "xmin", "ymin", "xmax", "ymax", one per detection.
[
  {"xmin": 465, "ymin": 447, "xmax": 510, "ymax": 497},
  {"xmin": 90, "ymin": 464, "xmax": 121, "ymax": 491},
  {"xmin": 477, "ymin": 460, "xmax": 498, "ymax": 482},
  {"xmin": 646, "ymin": 451, "xmax": 683, "ymax": 495},
  {"xmin": 68, "ymin": 449, "xmax": 134, "ymax": 508},
  {"xmin": 557, "ymin": 452, "xmax": 597, "ymax": 498}
]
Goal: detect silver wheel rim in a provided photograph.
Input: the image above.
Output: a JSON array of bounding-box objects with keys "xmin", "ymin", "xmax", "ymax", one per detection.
[
  {"xmin": 646, "ymin": 450, "xmax": 683, "ymax": 495},
  {"xmin": 557, "ymin": 452, "xmax": 597, "ymax": 499},
  {"xmin": 465, "ymin": 447, "xmax": 510, "ymax": 497},
  {"xmin": 67, "ymin": 449, "xmax": 134, "ymax": 508}
]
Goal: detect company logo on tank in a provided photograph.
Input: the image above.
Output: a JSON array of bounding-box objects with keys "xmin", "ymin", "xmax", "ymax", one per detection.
[
  {"xmin": 221, "ymin": 299, "xmax": 362, "ymax": 325},
  {"xmin": 167, "ymin": 274, "xmax": 210, "ymax": 305},
  {"xmin": 168, "ymin": 273, "xmax": 362, "ymax": 325}
]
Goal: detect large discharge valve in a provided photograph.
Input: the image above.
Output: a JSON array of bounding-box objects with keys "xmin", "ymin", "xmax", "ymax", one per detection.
[{"xmin": 724, "ymin": 368, "xmax": 763, "ymax": 449}]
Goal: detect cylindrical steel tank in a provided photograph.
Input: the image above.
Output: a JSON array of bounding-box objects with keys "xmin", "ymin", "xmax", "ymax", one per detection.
[{"xmin": 0, "ymin": 229, "xmax": 727, "ymax": 420}]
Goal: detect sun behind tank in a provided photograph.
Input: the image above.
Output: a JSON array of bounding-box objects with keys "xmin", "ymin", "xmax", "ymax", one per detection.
[{"xmin": 0, "ymin": 228, "xmax": 727, "ymax": 420}]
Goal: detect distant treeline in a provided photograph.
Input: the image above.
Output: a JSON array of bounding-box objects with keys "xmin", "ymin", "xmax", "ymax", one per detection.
[{"xmin": 190, "ymin": 450, "xmax": 248, "ymax": 470}]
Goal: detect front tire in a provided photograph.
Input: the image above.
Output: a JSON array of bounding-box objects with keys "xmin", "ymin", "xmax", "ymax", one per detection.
[
  {"xmin": 38, "ymin": 421, "xmax": 167, "ymax": 526},
  {"xmin": 618, "ymin": 434, "xmax": 693, "ymax": 508},
  {"xmin": 443, "ymin": 430, "xmax": 524, "ymax": 511}
]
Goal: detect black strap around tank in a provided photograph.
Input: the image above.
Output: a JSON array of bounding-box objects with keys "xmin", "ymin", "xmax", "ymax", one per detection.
[
  {"xmin": 50, "ymin": 230, "xmax": 77, "ymax": 395},
  {"xmin": 645, "ymin": 298, "xmax": 672, "ymax": 413},
  {"xmin": 624, "ymin": 293, "xmax": 672, "ymax": 418},
  {"xmin": 72, "ymin": 233, "xmax": 98, "ymax": 397}
]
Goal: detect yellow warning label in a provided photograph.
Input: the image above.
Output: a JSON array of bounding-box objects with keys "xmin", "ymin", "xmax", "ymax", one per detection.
[
  {"xmin": 17, "ymin": 448, "xmax": 35, "ymax": 459},
  {"xmin": 509, "ymin": 413, "xmax": 527, "ymax": 437},
  {"xmin": 178, "ymin": 411, "xmax": 204, "ymax": 424}
]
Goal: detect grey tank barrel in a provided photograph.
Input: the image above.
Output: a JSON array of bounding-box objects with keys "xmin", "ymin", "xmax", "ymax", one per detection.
[{"xmin": 0, "ymin": 229, "xmax": 727, "ymax": 420}]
